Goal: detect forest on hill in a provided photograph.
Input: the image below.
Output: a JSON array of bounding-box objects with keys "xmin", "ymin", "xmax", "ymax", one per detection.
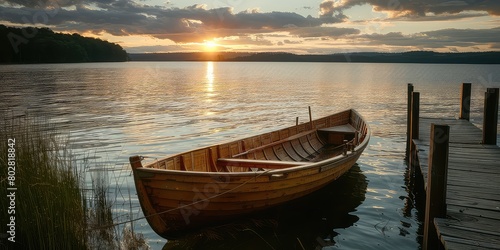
[
  {"xmin": 227, "ymin": 51, "xmax": 500, "ymax": 64},
  {"xmin": 128, "ymin": 51, "xmax": 500, "ymax": 64},
  {"xmin": 0, "ymin": 25, "xmax": 128, "ymax": 64}
]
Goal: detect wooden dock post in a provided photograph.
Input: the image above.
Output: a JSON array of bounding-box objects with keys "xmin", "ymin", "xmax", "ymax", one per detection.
[
  {"xmin": 482, "ymin": 88, "xmax": 499, "ymax": 145},
  {"xmin": 411, "ymin": 84, "xmax": 500, "ymax": 249},
  {"xmin": 423, "ymin": 124, "xmax": 449, "ymax": 250},
  {"xmin": 411, "ymin": 92, "xmax": 420, "ymax": 141},
  {"xmin": 409, "ymin": 92, "xmax": 420, "ymax": 172},
  {"xmin": 406, "ymin": 83, "xmax": 414, "ymax": 158},
  {"xmin": 459, "ymin": 83, "xmax": 471, "ymax": 120}
]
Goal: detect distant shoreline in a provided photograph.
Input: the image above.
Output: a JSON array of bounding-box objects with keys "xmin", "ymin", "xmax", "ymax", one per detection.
[
  {"xmin": 3, "ymin": 51, "xmax": 500, "ymax": 65},
  {"xmin": 128, "ymin": 51, "xmax": 500, "ymax": 64}
]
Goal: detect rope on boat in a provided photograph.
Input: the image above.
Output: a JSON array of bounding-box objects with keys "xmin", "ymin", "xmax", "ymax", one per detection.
[{"xmin": 86, "ymin": 165, "xmax": 272, "ymax": 231}]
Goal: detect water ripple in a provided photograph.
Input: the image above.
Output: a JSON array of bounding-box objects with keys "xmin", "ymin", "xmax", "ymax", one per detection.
[{"xmin": 1, "ymin": 62, "xmax": 498, "ymax": 249}]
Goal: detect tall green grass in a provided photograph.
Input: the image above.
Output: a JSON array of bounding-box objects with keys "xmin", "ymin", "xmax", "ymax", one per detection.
[
  {"xmin": 0, "ymin": 114, "xmax": 148, "ymax": 249},
  {"xmin": 0, "ymin": 115, "xmax": 86, "ymax": 249}
]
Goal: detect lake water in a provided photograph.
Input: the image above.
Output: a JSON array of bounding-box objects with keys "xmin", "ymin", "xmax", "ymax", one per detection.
[{"xmin": 1, "ymin": 62, "xmax": 499, "ymax": 249}]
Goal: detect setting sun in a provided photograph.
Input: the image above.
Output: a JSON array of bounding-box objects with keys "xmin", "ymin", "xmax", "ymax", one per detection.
[{"xmin": 203, "ymin": 40, "xmax": 218, "ymax": 51}]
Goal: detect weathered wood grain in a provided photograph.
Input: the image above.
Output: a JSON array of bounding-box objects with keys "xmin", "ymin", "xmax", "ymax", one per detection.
[{"xmin": 414, "ymin": 116, "xmax": 500, "ymax": 250}]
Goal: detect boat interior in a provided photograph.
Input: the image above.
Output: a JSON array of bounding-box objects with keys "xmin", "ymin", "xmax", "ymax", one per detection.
[{"xmin": 145, "ymin": 110, "xmax": 368, "ymax": 173}]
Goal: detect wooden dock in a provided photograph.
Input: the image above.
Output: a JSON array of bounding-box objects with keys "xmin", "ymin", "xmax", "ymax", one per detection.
[{"xmin": 407, "ymin": 84, "xmax": 500, "ymax": 250}]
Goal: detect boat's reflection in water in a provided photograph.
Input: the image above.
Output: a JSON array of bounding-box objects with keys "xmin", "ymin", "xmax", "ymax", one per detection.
[{"xmin": 163, "ymin": 164, "xmax": 368, "ymax": 249}]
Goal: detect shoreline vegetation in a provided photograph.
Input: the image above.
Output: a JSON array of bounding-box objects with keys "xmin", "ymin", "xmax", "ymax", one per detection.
[
  {"xmin": 0, "ymin": 25, "xmax": 128, "ymax": 64},
  {"xmin": 128, "ymin": 50, "xmax": 500, "ymax": 64},
  {"xmin": 0, "ymin": 114, "xmax": 148, "ymax": 249}
]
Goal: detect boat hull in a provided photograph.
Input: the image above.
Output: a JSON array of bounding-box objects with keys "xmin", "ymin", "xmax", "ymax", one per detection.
[{"xmin": 130, "ymin": 109, "xmax": 370, "ymax": 239}]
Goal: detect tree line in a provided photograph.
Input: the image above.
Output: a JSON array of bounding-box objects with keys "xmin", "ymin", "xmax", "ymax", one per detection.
[
  {"xmin": 227, "ymin": 51, "xmax": 500, "ymax": 64},
  {"xmin": 128, "ymin": 51, "xmax": 500, "ymax": 64},
  {"xmin": 0, "ymin": 25, "xmax": 128, "ymax": 64}
]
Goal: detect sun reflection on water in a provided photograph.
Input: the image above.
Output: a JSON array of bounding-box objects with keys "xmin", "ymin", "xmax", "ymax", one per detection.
[
  {"xmin": 2, "ymin": 62, "xmax": 498, "ymax": 250},
  {"xmin": 206, "ymin": 61, "xmax": 214, "ymax": 94}
]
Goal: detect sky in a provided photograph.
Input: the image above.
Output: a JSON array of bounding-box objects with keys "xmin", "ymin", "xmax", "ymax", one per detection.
[{"xmin": 1, "ymin": 0, "xmax": 499, "ymax": 54}]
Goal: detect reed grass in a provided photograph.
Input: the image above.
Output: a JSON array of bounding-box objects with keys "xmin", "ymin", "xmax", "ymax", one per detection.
[
  {"xmin": 0, "ymin": 114, "xmax": 149, "ymax": 249},
  {"xmin": 86, "ymin": 166, "xmax": 116, "ymax": 249},
  {"xmin": 0, "ymin": 115, "xmax": 86, "ymax": 249}
]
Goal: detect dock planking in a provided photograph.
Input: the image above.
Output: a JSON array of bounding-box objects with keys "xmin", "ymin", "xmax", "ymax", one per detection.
[{"xmin": 413, "ymin": 117, "xmax": 500, "ymax": 249}]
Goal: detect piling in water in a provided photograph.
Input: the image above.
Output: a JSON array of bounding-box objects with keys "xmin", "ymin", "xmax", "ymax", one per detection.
[
  {"xmin": 482, "ymin": 88, "xmax": 499, "ymax": 145},
  {"xmin": 405, "ymin": 83, "xmax": 414, "ymax": 159},
  {"xmin": 422, "ymin": 124, "xmax": 449, "ymax": 250},
  {"xmin": 459, "ymin": 83, "xmax": 472, "ymax": 121}
]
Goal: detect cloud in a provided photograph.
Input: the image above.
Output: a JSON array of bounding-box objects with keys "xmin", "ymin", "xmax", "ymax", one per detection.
[
  {"xmin": 358, "ymin": 27, "xmax": 500, "ymax": 49},
  {"xmin": 2, "ymin": 0, "xmax": 499, "ymax": 53},
  {"xmin": 0, "ymin": 0, "xmax": 132, "ymax": 8},
  {"xmin": 318, "ymin": 0, "xmax": 348, "ymax": 23},
  {"xmin": 422, "ymin": 27, "xmax": 500, "ymax": 48},
  {"xmin": 323, "ymin": 0, "xmax": 500, "ymax": 17},
  {"xmin": 0, "ymin": 0, "xmax": 347, "ymax": 43},
  {"xmin": 385, "ymin": 12, "xmax": 489, "ymax": 21},
  {"xmin": 283, "ymin": 39, "xmax": 302, "ymax": 44},
  {"xmin": 124, "ymin": 44, "xmax": 185, "ymax": 53},
  {"xmin": 289, "ymin": 26, "xmax": 360, "ymax": 38},
  {"xmin": 319, "ymin": 0, "xmax": 342, "ymax": 18},
  {"xmin": 220, "ymin": 35, "xmax": 274, "ymax": 46}
]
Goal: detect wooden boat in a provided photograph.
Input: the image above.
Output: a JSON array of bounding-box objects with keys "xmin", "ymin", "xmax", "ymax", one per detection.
[{"xmin": 129, "ymin": 109, "xmax": 370, "ymax": 239}]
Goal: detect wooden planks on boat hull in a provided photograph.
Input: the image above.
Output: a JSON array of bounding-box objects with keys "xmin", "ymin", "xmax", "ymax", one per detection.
[
  {"xmin": 141, "ymin": 159, "xmax": 359, "ymax": 199},
  {"xmin": 142, "ymin": 158, "xmax": 360, "ymax": 237},
  {"xmin": 130, "ymin": 109, "xmax": 370, "ymax": 239}
]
